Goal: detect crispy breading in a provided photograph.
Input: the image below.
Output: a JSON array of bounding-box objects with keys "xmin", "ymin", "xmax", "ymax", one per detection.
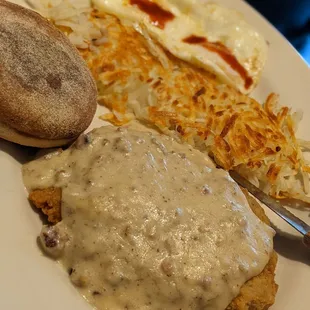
[
  {"xmin": 226, "ymin": 251, "xmax": 278, "ymax": 310},
  {"xmin": 228, "ymin": 189, "xmax": 279, "ymax": 310},
  {"xmin": 28, "ymin": 187, "xmax": 277, "ymax": 310},
  {"xmin": 29, "ymin": 187, "xmax": 61, "ymax": 224}
]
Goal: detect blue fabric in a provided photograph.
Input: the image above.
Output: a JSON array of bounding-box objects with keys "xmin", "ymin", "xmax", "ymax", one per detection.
[{"xmin": 246, "ymin": 0, "xmax": 310, "ymax": 63}]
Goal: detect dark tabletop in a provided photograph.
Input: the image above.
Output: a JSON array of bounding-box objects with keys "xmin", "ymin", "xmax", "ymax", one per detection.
[{"xmin": 246, "ymin": 0, "xmax": 310, "ymax": 63}]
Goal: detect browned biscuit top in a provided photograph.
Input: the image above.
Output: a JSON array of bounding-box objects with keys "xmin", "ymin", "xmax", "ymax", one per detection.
[{"xmin": 0, "ymin": 0, "xmax": 97, "ymax": 140}]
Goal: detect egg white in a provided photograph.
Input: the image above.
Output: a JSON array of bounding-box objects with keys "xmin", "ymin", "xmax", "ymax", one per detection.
[{"xmin": 94, "ymin": 0, "xmax": 267, "ymax": 94}]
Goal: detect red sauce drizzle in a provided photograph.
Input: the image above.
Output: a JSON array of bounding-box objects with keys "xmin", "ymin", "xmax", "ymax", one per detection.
[
  {"xmin": 183, "ymin": 35, "xmax": 253, "ymax": 89},
  {"xmin": 129, "ymin": 0, "xmax": 175, "ymax": 29}
]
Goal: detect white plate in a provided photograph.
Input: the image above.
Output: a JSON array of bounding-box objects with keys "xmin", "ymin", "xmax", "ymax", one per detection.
[{"xmin": 1, "ymin": 0, "xmax": 310, "ymax": 309}]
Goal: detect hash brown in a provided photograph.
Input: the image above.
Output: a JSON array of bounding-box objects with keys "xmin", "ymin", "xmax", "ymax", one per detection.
[{"xmin": 77, "ymin": 11, "xmax": 309, "ymax": 202}]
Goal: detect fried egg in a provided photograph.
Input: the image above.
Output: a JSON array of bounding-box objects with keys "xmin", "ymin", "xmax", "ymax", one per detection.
[{"xmin": 93, "ymin": 0, "xmax": 267, "ymax": 94}]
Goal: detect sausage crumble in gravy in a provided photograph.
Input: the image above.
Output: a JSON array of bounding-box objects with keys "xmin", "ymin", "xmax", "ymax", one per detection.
[{"xmin": 22, "ymin": 126, "xmax": 274, "ymax": 310}]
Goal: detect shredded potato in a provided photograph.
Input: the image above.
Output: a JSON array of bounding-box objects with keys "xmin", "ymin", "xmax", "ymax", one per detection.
[{"xmin": 38, "ymin": 3, "xmax": 310, "ymax": 204}]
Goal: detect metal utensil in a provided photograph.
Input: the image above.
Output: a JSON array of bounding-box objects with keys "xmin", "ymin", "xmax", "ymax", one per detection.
[{"xmin": 229, "ymin": 170, "xmax": 310, "ymax": 248}]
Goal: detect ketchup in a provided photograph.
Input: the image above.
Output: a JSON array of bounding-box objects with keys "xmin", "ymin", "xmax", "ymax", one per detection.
[
  {"xmin": 130, "ymin": 0, "xmax": 175, "ymax": 29},
  {"xmin": 183, "ymin": 35, "xmax": 253, "ymax": 89}
]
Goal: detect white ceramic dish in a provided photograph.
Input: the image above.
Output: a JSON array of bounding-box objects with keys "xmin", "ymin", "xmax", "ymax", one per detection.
[{"xmin": 1, "ymin": 0, "xmax": 309, "ymax": 309}]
